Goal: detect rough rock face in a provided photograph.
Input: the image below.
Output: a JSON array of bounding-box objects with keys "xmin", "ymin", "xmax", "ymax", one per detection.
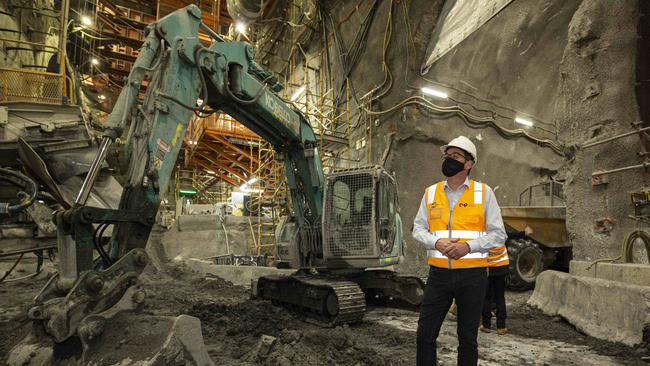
[{"xmin": 554, "ymin": 0, "xmax": 647, "ymax": 262}]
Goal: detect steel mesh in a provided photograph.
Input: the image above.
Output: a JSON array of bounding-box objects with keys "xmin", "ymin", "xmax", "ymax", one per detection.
[
  {"xmin": 323, "ymin": 172, "xmax": 375, "ymax": 257},
  {"xmin": 0, "ymin": 69, "xmax": 64, "ymax": 104}
]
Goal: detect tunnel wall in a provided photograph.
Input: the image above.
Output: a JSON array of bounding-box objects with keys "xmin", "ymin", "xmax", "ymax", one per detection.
[
  {"xmin": 272, "ymin": 0, "xmax": 646, "ymax": 273},
  {"xmin": 553, "ymin": 0, "xmax": 648, "ymax": 263}
]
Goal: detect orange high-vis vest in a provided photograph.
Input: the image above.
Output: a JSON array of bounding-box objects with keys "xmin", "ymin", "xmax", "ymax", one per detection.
[
  {"xmin": 488, "ymin": 245, "xmax": 509, "ymax": 267},
  {"xmin": 425, "ymin": 180, "xmax": 489, "ymax": 269}
]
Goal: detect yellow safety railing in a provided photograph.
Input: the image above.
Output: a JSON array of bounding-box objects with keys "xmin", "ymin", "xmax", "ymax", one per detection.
[{"xmin": 0, "ymin": 38, "xmax": 69, "ymax": 105}]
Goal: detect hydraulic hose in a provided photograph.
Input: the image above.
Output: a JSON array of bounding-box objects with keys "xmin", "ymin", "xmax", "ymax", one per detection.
[{"xmin": 0, "ymin": 168, "xmax": 38, "ymax": 215}]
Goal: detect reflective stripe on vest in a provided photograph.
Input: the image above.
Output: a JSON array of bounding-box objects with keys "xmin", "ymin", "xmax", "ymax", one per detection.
[
  {"xmin": 488, "ymin": 245, "xmax": 510, "ymax": 267},
  {"xmin": 425, "ymin": 180, "xmax": 489, "ymax": 269}
]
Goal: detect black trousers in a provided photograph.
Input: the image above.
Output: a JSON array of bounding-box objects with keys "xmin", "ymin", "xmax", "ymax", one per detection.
[
  {"xmin": 481, "ymin": 274, "xmax": 507, "ymax": 329},
  {"xmin": 416, "ymin": 266, "xmax": 488, "ymax": 366}
]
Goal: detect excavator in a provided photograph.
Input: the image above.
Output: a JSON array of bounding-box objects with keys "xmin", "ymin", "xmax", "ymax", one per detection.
[{"xmin": 7, "ymin": 6, "xmax": 424, "ymax": 364}]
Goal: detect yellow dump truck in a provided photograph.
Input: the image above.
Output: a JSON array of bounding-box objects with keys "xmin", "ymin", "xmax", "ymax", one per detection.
[{"xmin": 501, "ymin": 182, "xmax": 570, "ymax": 291}]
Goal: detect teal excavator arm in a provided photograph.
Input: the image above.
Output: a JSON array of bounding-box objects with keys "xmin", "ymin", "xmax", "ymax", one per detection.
[
  {"xmin": 23, "ymin": 5, "xmax": 326, "ymax": 352},
  {"xmin": 82, "ymin": 5, "xmax": 325, "ymax": 262},
  {"xmin": 111, "ymin": 4, "xmax": 323, "ymax": 227}
]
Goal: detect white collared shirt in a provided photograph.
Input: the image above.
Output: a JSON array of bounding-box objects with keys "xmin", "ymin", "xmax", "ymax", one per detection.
[{"xmin": 412, "ymin": 178, "xmax": 507, "ymax": 253}]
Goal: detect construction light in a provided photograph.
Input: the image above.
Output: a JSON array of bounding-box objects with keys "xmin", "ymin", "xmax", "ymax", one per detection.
[
  {"xmin": 242, "ymin": 187, "xmax": 263, "ymax": 194},
  {"xmin": 421, "ymin": 87, "xmax": 448, "ymax": 99},
  {"xmin": 235, "ymin": 22, "xmax": 247, "ymax": 34},
  {"xmin": 290, "ymin": 86, "xmax": 305, "ymax": 102},
  {"xmin": 98, "ymin": 94, "xmax": 106, "ymax": 100},
  {"xmin": 206, "ymin": 170, "xmax": 215, "ymax": 174},
  {"xmin": 91, "ymin": 58, "xmax": 99, "ymax": 65},
  {"xmin": 514, "ymin": 117, "xmax": 534, "ymax": 127},
  {"xmin": 81, "ymin": 15, "xmax": 92, "ymax": 26},
  {"xmin": 179, "ymin": 189, "xmax": 197, "ymax": 195},
  {"xmin": 246, "ymin": 177, "xmax": 258, "ymax": 185}
]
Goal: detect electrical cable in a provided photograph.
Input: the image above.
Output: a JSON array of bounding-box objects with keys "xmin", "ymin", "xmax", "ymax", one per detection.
[
  {"xmin": 0, "ymin": 254, "xmax": 24, "ymax": 282},
  {"xmin": 622, "ymin": 230, "xmax": 650, "ymax": 264},
  {"xmin": 585, "ymin": 229, "xmax": 650, "ymax": 270},
  {"xmin": 0, "ymin": 168, "xmax": 38, "ymax": 215},
  {"xmin": 317, "ymin": 0, "xmax": 563, "ymax": 154},
  {"xmin": 79, "ymin": 31, "xmax": 115, "ymax": 41},
  {"xmin": 1, "ymin": 251, "xmax": 44, "ymax": 283}
]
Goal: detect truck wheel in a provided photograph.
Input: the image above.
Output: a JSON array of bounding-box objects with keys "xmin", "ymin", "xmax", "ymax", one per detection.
[{"xmin": 506, "ymin": 239, "xmax": 543, "ymax": 291}]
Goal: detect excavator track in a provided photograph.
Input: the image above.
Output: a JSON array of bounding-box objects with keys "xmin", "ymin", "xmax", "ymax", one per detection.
[
  {"xmin": 256, "ymin": 274, "xmax": 366, "ymax": 326},
  {"xmin": 349, "ymin": 270, "xmax": 427, "ymax": 309}
]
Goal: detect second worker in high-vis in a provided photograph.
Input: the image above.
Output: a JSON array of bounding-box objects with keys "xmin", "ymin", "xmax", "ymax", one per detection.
[{"xmin": 412, "ymin": 136, "xmax": 507, "ymax": 366}]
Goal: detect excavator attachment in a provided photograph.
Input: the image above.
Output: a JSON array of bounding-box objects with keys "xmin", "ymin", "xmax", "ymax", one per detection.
[{"xmin": 7, "ymin": 249, "xmax": 214, "ymax": 366}]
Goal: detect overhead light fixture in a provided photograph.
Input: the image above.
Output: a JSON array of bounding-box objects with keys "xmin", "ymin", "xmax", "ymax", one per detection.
[
  {"xmin": 235, "ymin": 22, "xmax": 247, "ymax": 34},
  {"xmin": 91, "ymin": 58, "xmax": 99, "ymax": 65},
  {"xmin": 206, "ymin": 170, "xmax": 215, "ymax": 174},
  {"xmin": 421, "ymin": 87, "xmax": 448, "ymax": 99},
  {"xmin": 241, "ymin": 187, "xmax": 263, "ymax": 194},
  {"xmin": 97, "ymin": 94, "xmax": 106, "ymax": 100},
  {"xmin": 290, "ymin": 86, "xmax": 305, "ymax": 102},
  {"xmin": 246, "ymin": 177, "xmax": 258, "ymax": 185},
  {"xmin": 514, "ymin": 117, "xmax": 534, "ymax": 127},
  {"xmin": 179, "ymin": 189, "xmax": 197, "ymax": 195},
  {"xmin": 81, "ymin": 15, "xmax": 92, "ymax": 26}
]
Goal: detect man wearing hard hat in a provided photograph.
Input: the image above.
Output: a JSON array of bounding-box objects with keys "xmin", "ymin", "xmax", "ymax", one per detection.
[{"xmin": 412, "ymin": 136, "xmax": 507, "ymax": 366}]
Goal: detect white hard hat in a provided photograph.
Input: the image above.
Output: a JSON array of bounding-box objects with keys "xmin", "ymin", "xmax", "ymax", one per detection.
[{"xmin": 441, "ymin": 136, "xmax": 477, "ymax": 162}]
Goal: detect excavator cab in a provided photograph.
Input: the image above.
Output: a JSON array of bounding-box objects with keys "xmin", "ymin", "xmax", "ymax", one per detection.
[
  {"xmin": 275, "ymin": 165, "xmax": 403, "ymax": 270},
  {"xmin": 322, "ymin": 165, "xmax": 403, "ymax": 269}
]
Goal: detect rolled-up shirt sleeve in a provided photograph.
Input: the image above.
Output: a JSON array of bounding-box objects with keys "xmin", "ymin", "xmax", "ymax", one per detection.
[
  {"xmin": 412, "ymin": 193, "xmax": 439, "ymax": 250},
  {"xmin": 466, "ymin": 185, "xmax": 507, "ymax": 253}
]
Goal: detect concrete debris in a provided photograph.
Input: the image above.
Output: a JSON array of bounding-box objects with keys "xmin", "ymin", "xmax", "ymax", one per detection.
[
  {"xmin": 255, "ymin": 335, "xmax": 277, "ymax": 359},
  {"xmin": 185, "ymin": 258, "xmax": 294, "ymax": 288}
]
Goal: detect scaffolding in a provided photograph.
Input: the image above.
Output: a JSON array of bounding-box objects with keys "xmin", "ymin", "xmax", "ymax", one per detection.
[{"xmin": 174, "ymin": 0, "xmax": 357, "ymax": 260}]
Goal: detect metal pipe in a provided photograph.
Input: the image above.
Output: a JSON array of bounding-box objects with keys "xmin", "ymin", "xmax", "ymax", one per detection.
[
  {"xmin": 199, "ymin": 22, "xmax": 225, "ymax": 42},
  {"xmin": 7, "ymin": 108, "xmax": 55, "ymax": 113},
  {"xmin": 0, "ymin": 37, "xmax": 59, "ymax": 49},
  {"xmin": 74, "ymin": 137, "xmax": 112, "ymax": 205},
  {"xmin": 592, "ymin": 161, "xmax": 650, "ymax": 177},
  {"xmin": 58, "ymin": 0, "xmax": 69, "ymax": 98},
  {"xmin": 582, "ymin": 125, "xmax": 650, "ymax": 148}
]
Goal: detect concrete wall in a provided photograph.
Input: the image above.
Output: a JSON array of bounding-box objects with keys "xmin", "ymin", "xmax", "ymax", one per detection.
[
  {"xmin": 159, "ymin": 215, "xmax": 272, "ymax": 261},
  {"xmin": 529, "ymin": 270, "xmax": 650, "ymax": 346},
  {"xmin": 570, "ymin": 260, "xmax": 650, "ymax": 287}
]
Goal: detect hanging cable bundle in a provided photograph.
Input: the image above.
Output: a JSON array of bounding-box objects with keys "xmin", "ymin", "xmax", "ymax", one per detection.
[{"xmin": 0, "ymin": 168, "xmax": 38, "ymax": 215}]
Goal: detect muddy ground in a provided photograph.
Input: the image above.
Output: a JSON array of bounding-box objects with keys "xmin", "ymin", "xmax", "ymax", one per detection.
[{"xmin": 1, "ymin": 257, "xmax": 649, "ymax": 365}]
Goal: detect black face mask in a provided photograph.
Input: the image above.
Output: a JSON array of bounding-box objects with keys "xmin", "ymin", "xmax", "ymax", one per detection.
[{"xmin": 442, "ymin": 157, "xmax": 465, "ymax": 177}]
